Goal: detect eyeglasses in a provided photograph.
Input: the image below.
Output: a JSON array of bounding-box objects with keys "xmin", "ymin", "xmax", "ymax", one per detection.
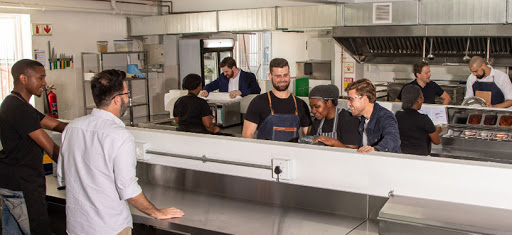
[
  {"xmin": 111, "ymin": 92, "xmax": 130, "ymax": 100},
  {"xmin": 347, "ymin": 95, "xmax": 363, "ymax": 102}
]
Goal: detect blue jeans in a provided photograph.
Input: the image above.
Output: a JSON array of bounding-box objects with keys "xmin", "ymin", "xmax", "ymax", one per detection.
[{"xmin": 0, "ymin": 188, "xmax": 30, "ymax": 235}]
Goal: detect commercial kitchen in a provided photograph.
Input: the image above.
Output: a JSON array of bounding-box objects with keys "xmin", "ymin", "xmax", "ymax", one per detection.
[{"xmin": 2, "ymin": 0, "xmax": 512, "ymax": 234}]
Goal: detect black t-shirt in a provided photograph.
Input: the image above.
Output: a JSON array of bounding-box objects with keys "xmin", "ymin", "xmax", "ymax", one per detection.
[
  {"xmin": 397, "ymin": 80, "xmax": 445, "ymax": 104},
  {"xmin": 173, "ymin": 93, "xmax": 212, "ymax": 132},
  {"xmin": 395, "ymin": 108, "xmax": 437, "ymax": 156},
  {"xmin": 245, "ymin": 91, "xmax": 312, "ymax": 128},
  {"xmin": 0, "ymin": 94, "xmax": 46, "ymax": 191},
  {"xmin": 310, "ymin": 109, "xmax": 361, "ymax": 146}
]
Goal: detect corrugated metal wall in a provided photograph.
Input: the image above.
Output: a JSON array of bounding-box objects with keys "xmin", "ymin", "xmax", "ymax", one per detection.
[
  {"xmin": 218, "ymin": 8, "xmax": 275, "ymax": 31},
  {"xmin": 130, "ymin": 16, "xmax": 166, "ymax": 36},
  {"xmin": 344, "ymin": 1, "xmax": 418, "ymax": 26},
  {"xmin": 277, "ymin": 5, "xmax": 339, "ymax": 29},
  {"xmin": 421, "ymin": 0, "xmax": 507, "ymax": 24}
]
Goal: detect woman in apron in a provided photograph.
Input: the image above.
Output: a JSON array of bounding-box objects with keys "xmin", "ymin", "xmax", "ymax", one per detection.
[{"xmin": 308, "ymin": 85, "xmax": 361, "ymax": 148}]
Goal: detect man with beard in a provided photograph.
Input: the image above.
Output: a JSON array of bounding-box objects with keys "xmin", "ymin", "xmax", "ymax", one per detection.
[
  {"xmin": 199, "ymin": 57, "xmax": 261, "ymax": 99},
  {"xmin": 395, "ymin": 61, "xmax": 451, "ymax": 105},
  {"xmin": 243, "ymin": 58, "xmax": 312, "ymax": 142},
  {"xmin": 465, "ymin": 56, "xmax": 512, "ymax": 108},
  {"xmin": 58, "ymin": 69, "xmax": 184, "ymax": 235},
  {"xmin": 0, "ymin": 59, "xmax": 67, "ymax": 235},
  {"xmin": 345, "ymin": 79, "xmax": 401, "ymax": 153}
]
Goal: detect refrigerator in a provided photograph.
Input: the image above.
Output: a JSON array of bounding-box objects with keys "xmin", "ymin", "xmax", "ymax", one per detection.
[{"xmin": 178, "ymin": 39, "xmax": 234, "ymax": 89}]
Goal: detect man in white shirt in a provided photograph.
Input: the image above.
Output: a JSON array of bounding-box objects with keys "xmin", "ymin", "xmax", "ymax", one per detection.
[
  {"xmin": 465, "ymin": 56, "xmax": 512, "ymax": 108},
  {"xmin": 58, "ymin": 69, "xmax": 184, "ymax": 235}
]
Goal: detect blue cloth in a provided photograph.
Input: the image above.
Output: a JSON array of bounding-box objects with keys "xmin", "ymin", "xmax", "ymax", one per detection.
[
  {"xmin": 203, "ymin": 70, "xmax": 261, "ymax": 97},
  {"xmin": 472, "ymin": 79, "xmax": 505, "ymax": 105},
  {"xmin": 256, "ymin": 92, "xmax": 300, "ymax": 142},
  {"xmin": 358, "ymin": 102, "xmax": 401, "ymax": 153},
  {"xmin": 0, "ymin": 188, "xmax": 30, "ymax": 235}
]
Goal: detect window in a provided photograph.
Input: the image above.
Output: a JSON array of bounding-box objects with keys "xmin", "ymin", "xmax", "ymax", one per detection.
[
  {"xmin": 0, "ymin": 14, "xmax": 32, "ymax": 102},
  {"xmin": 234, "ymin": 32, "xmax": 271, "ymax": 80}
]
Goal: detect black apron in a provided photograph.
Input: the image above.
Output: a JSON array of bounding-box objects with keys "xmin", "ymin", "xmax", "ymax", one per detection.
[
  {"xmin": 10, "ymin": 92, "xmax": 51, "ymax": 235},
  {"xmin": 472, "ymin": 76, "xmax": 505, "ymax": 105}
]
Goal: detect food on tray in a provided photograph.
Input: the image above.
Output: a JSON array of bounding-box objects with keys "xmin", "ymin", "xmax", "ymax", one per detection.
[
  {"xmin": 493, "ymin": 133, "xmax": 510, "ymax": 140},
  {"xmin": 499, "ymin": 115, "xmax": 512, "ymax": 127},
  {"xmin": 468, "ymin": 114, "xmax": 482, "ymax": 125},
  {"xmin": 483, "ymin": 114, "xmax": 498, "ymax": 125}
]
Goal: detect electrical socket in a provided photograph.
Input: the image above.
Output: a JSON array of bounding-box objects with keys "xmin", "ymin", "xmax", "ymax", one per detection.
[
  {"xmin": 135, "ymin": 141, "xmax": 150, "ymax": 160},
  {"xmin": 271, "ymin": 158, "xmax": 294, "ymax": 180}
]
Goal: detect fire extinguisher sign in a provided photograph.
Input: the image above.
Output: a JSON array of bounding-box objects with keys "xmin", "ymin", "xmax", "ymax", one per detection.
[
  {"xmin": 344, "ymin": 77, "xmax": 354, "ymax": 88},
  {"xmin": 32, "ymin": 24, "xmax": 53, "ymax": 36}
]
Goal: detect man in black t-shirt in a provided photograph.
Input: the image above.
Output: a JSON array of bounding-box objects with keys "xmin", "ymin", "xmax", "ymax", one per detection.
[
  {"xmin": 243, "ymin": 58, "xmax": 312, "ymax": 142},
  {"xmin": 0, "ymin": 59, "xmax": 67, "ymax": 235},
  {"xmin": 396, "ymin": 61, "xmax": 451, "ymax": 105}
]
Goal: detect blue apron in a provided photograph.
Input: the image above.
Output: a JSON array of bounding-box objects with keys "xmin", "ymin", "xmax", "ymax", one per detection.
[
  {"xmin": 256, "ymin": 92, "xmax": 300, "ymax": 142},
  {"xmin": 472, "ymin": 76, "xmax": 505, "ymax": 105}
]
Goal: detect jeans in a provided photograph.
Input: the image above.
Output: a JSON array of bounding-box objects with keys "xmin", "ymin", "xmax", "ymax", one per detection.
[{"xmin": 0, "ymin": 188, "xmax": 30, "ymax": 235}]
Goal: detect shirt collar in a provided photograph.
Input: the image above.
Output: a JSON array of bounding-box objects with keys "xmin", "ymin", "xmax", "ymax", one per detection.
[{"xmin": 91, "ymin": 108, "xmax": 125, "ymax": 127}]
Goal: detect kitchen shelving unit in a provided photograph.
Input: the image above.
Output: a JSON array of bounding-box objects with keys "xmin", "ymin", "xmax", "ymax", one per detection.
[{"xmin": 81, "ymin": 51, "xmax": 150, "ymax": 126}]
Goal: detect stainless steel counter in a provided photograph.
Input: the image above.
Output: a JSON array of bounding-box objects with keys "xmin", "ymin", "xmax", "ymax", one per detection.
[{"xmin": 45, "ymin": 174, "xmax": 379, "ymax": 235}]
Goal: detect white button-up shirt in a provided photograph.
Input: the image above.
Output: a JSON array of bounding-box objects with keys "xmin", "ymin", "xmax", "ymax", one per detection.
[
  {"xmin": 228, "ymin": 70, "xmax": 240, "ymax": 92},
  {"xmin": 465, "ymin": 67, "xmax": 512, "ymax": 101},
  {"xmin": 57, "ymin": 108, "xmax": 142, "ymax": 235}
]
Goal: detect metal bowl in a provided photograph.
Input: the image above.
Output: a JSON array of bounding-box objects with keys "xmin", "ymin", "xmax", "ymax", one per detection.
[{"xmin": 461, "ymin": 96, "xmax": 486, "ymax": 107}]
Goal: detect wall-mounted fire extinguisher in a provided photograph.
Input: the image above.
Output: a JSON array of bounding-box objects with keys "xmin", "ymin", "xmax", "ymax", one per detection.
[{"xmin": 47, "ymin": 85, "xmax": 59, "ymax": 118}]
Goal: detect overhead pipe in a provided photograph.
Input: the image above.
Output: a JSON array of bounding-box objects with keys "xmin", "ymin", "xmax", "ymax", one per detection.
[{"xmin": 0, "ymin": 1, "xmax": 157, "ymax": 15}]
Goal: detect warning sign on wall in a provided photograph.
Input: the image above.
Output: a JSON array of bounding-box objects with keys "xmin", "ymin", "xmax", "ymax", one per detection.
[
  {"xmin": 32, "ymin": 24, "xmax": 52, "ymax": 36},
  {"xmin": 344, "ymin": 77, "xmax": 353, "ymax": 88}
]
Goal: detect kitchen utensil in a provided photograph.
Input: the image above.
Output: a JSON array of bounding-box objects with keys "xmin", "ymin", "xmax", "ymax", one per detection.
[
  {"xmin": 463, "ymin": 39, "xmax": 470, "ymax": 62},
  {"xmin": 461, "ymin": 96, "xmax": 486, "ymax": 107},
  {"xmin": 427, "ymin": 38, "xmax": 435, "ymax": 60}
]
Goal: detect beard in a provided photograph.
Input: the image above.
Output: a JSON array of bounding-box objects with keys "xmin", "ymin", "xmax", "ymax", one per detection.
[
  {"xmin": 272, "ymin": 80, "xmax": 290, "ymax": 91},
  {"xmin": 476, "ymin": 70, "xmax": 486, "ymax": 79},
  {"xmin": 119, "ymin": 98, "xmax": 128, "ymax": 117}
]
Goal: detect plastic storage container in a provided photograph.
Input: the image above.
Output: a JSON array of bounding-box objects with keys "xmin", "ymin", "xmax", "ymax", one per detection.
[
  {"xmin": 113, "ymin": 40, "xmax": 133, "ymax": 52},
  {"xmin": 96, "ymin": 41, "xmax": 108, "ymax": 53}
]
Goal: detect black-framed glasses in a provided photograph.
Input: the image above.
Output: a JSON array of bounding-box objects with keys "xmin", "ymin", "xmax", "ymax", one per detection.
[{"xmin": 111, "ymin": 92, "xmax": 130, "ymax": 100}]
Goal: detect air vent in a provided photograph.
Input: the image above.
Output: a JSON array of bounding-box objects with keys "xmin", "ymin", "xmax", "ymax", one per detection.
[{"xmin": 373, "ymin": 3, "xmax": 392, "ymax": 24}]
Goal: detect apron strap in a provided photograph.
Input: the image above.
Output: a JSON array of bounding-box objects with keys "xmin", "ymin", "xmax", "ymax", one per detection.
[
  {"xmin": 291, "ymin": 94, "xmax": 298, "ymax": 115},
  {"xmin": 267, "ymin": 92, "xmax": 274, "ymax": 115}
]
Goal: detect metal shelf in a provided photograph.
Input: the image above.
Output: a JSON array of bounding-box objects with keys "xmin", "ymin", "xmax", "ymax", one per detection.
[{"xmin": 81, "ymin": 51, "xmax": 151, "ymax": 126}]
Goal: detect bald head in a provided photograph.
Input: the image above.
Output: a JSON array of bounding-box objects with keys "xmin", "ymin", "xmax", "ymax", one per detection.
[{"xmin": 469, "ymin": 56, "xmax": 486, "ymax": 69}]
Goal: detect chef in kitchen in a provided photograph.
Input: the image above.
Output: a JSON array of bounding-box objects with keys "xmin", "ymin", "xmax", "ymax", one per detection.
[
  {"xmin": 308, "ymin": 84, "xmax": 361, "ymax": 148},
  {"xmin": 243, "ymin": 58, "xmax": 312, "ymax": 142},
  {"xmin": 395, "ymin": 61, "xmax": 452, "ymax": 105},
  {"xmin": 465, "ymin": 56, "xmax": 512, "ymax": 108},
  {"xmin": 199, "ymin": 57, "xmax": 261, "ymax": 99}
]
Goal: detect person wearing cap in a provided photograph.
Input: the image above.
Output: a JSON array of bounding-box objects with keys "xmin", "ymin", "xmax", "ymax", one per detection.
[
  {"xmin": 174, "ymin": 73, "xmax": 220, "ymax": 134},
  {"xmin": 308, "ymin": 84, "xmax": 361, "ymax": 148},
  {"xmin": 395, "ymin": 84, "xmax": 442, "ymax": 155}
]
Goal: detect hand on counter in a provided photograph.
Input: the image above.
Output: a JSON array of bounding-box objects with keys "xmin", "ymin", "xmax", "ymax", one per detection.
[
  {"xmin": 199, "ymin": 90, "xmax": 209, "ymax": 98},
  {"xmin": 312, "ymin": 136, "xmax": 337, "ymax": 147},
  {"xmin": 229, "ymin": 90, "xmax": 242, "ymax": 99},
  {"xmin": 213, "ymin": 125, "xmax": 220, "ymax": 133},
  {"xmin": 154, "ymin": 207, "xmax": 185, "ymax": 220},
  {"xmin": 357, "ymin": 145, "xmax": 375, "ymax": 153}
]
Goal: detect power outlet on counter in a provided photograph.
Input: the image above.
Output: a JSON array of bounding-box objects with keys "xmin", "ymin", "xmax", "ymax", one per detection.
[
  {"xmin": 135, "ymin": 141, "xmax": 150, "ymax": 160},
  {"xmin": 272, "ymin": 158, "xmax": 294, "ymax": 180}
]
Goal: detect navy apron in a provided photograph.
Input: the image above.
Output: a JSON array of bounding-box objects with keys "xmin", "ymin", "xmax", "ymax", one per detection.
[
  {"xmin": 472, "ymin": 76, "xmax": 505, "ymax": 105},
  {"xmin": 256, "ymin": 92, "xmax": 300, "ymax": 142},
  {"xmin": 316, "ymin": 107, "xmax": 339, "ymax": 140}
]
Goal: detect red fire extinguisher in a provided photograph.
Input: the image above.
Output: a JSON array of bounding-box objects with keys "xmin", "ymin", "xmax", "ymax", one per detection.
[{"xmin": 47, "ymin": 85, "xmax": 59, "ymax": 118}]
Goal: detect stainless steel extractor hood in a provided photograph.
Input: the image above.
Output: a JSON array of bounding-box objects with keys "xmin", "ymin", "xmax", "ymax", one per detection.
[{"xmin": 333, "ymin": 25, "xmax": 512, "ymax": 66}]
